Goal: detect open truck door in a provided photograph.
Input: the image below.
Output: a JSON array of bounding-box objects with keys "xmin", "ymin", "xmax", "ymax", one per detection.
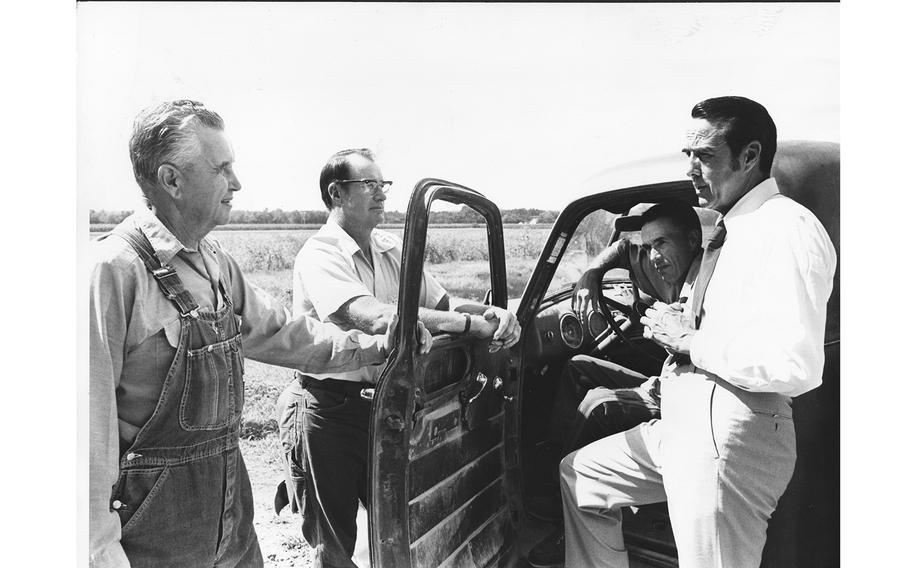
[{"xmin": 368, "ymin": 179, "xmax": 521, "ymax": 568}]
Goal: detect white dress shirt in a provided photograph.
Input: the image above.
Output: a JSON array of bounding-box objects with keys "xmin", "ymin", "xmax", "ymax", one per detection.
[{"xmin": 689, "ymin": 178, "xmax": 836, "ymax": 397}]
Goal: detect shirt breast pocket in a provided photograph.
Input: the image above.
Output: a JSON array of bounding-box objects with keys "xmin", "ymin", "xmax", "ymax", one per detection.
[
  {"xmin": 163, "ymin": 318, "xmax": 182, "ymax": 349},
  {"xmin": 180, "ymin": 333, "xmax": 243, "ymax": 431}
]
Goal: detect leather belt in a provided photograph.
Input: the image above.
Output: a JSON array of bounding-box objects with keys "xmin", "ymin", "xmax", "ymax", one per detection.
[{"xmin": 296, "ymin": 372, "xmax": 374, "ymax": 399}]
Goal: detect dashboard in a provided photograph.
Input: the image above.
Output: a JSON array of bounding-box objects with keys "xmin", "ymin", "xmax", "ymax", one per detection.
[{"xmin": 527, "ymin": 281, "xmax": 637, "ymax": 361}]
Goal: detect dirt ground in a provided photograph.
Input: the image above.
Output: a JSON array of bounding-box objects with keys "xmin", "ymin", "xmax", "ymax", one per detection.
[
  {"xmin": 240, "ymin": 437, "xmax": 371, "ymax": 568},
  {"xmin": 240, "ymin": 433, "xmax": 567, "ymax": 568}
]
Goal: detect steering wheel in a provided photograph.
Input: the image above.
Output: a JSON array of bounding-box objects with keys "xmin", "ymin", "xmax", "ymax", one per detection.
[{"xmin": 587, "ymin": 280, "xmax": 663, "ymax": 362}]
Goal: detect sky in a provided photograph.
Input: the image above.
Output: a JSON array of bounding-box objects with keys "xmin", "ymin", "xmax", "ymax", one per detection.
[{"xmin": 77, "ymin": 2, "xmax": 839, "ymax": 214}]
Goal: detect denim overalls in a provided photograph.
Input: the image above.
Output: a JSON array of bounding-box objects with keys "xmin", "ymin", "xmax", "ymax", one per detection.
[{"xmin": 108, "ymin": 226, "xmax": 263, "ymax": 567}]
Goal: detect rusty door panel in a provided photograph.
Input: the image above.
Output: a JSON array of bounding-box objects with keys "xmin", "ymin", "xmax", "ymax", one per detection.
[
  {"xmin": 436, "ymin": 509, "xmax": 514, "ymax": 568},
  {"xmin": 408, "ymin": 413, "xmax": 503, "ymax": 498},
  {"xmin": 370, "ymin": 179, "xmax": 518, "ymax": 567},
  {"xmin": 408, "ymin": 444, "xmax": 503, "ymax": 539},
  {"xmin": 410, "ymin": 479, "xmax": 507, "ymax": 567},
  {"xmin": 416, "ymin": 339, "xmax": 472, "ymax": 395}
]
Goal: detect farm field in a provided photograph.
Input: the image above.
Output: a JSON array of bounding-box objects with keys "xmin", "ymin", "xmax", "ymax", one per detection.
[{"xmin": 90, "ymin": 223, "xmax": 562, "ymax": 567}]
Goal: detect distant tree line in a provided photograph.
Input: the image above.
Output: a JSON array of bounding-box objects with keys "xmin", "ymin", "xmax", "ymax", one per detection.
[{"xmin": 90, "ymin": 206, "xmax": 559, "ymax": 225}]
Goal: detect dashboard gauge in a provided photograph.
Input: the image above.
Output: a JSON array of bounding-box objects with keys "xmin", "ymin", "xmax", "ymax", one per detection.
[
  {"xmin": 587, "ymin": 310, "xmax": 608, "ymax": 339},
  {"xmin": 559, "ymin": 313, "xmax": 584, "ymax": 349}
]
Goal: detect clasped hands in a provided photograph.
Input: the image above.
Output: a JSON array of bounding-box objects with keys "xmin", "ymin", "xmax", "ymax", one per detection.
[
  {"xmin": 639, "ymin": 301, "xmax": 695, "ymax": 355},
  {"xmin": 384, "ymin": 314, "xmax": 434, "ymax": 355},
  {"xmin": 473, "ymin": 306, "xmax": 522, "ymax": 352},
  {"xmin": 384, "ymin": 307, "xmax": 521, "ymax": 356}
]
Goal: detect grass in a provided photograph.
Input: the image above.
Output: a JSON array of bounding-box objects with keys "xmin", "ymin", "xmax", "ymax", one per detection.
[
  {"xmin": 208, "ymin": 226, "xmax": 550, "ymax": 273},
  {"xmin": 214, "ymin": 231, "xmax": 317, "ymax": 271},
  {"xmin": 232, "ymin": 225, "xmax": 550, "ymax": 447},
  {"xmin": 211, "ymin": 226, "xmax": 549, "ymax": 306},
  {"xmin": 241, "ymin": 359, "xmax": 292, "ymax": 440}
]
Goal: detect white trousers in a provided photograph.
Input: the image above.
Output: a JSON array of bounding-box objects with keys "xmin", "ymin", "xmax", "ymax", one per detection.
[{"xmin": 560, "ymin": 371, "xmax": 796, "ymax": 568}]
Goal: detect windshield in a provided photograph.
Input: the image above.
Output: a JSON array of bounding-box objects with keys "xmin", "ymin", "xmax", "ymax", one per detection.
[
  {"xmin": 547, "ymin": 209, "xmax": 621, "ymax": 296},
  {"xmin": 545, "ymin": 204, "xmax": 718, "ymax": 298}
]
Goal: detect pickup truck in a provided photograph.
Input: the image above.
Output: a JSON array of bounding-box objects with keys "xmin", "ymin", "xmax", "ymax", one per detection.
[{"xmin": 367, "ymin": 140, "xmax": 839, "ymax": 567}]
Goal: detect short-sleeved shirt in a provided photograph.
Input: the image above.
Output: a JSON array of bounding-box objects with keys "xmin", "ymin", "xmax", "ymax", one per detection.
[{"xmin": 293, "ymin": 217, "xmax": 449, "ymax": 383}]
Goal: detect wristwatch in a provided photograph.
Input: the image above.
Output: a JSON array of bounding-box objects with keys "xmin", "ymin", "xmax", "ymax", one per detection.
[{"xmin": 462, "ymin": 313, "xmax": 472, "ymax": 335}]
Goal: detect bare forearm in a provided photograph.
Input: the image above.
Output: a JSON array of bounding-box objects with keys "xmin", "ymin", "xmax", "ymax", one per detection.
[
  {"xmin": 417, "ymin": 306, "xmax": 484, "ymax": 335},
  {"xmin": 447, "ymin": 296, "xmax": 492, "ymax": 315},
  {"xmin": 332, "ymin": 301, "xmax": 396, "ymax": 335},
  {"xmin": 336, "ymin": 295, "xmax": 489, "ymax": 337}
]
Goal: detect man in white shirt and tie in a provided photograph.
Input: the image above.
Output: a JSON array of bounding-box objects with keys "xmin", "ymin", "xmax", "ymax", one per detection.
[{"xmin": 558, "ymin": 96, "xmax": 836, "ymax": 568}]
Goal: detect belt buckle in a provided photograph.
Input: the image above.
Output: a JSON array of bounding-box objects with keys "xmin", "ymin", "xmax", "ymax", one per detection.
[{"xmin": 360, "ymin": 387, "xmax": 375, "ymax": 401}]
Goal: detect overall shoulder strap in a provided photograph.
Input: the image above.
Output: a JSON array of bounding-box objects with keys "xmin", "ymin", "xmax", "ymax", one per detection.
[{"xmin": 112, "ymin": 223, "xmax": 201, "ymax": 319}]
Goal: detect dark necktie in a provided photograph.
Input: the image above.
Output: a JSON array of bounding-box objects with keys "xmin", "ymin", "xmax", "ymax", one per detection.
[
  {"xmin": 688, "ymin": 220, "xmax": 727, "ymax": 329},
  {"xmin": 665, "ymin": 221, "xmax": 726, "ymax": 369}
]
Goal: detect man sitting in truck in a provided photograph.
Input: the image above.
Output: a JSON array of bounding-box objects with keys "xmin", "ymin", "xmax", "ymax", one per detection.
[{"xmin": 529, "ymin": 200, "xmax": 703, "ymax": 568}]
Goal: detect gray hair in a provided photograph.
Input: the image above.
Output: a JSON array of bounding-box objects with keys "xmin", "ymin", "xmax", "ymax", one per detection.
[{"xmin": 128, "ymin": 100, "xmax": 224, "ymax": 193}]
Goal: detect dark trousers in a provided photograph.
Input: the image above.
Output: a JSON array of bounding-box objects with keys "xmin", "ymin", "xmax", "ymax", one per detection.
[
  {"xmin": 277, "ymin": 379, "xmax": 371, "ymax": 568},
  {"xmin": 545, "ymin": 355, "xmax": 661, "ymax": 455}
]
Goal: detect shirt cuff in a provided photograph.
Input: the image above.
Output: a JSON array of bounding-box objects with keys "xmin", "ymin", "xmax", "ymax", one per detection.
[{"xmin": 347, "ymin": 331, "xmax": 388, "ymax": 366}]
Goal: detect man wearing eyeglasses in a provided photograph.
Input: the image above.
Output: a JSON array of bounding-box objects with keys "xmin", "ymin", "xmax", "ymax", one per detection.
[{"xmin": 274, "ymin": 148, "xmax": 521, "ymax": 567}]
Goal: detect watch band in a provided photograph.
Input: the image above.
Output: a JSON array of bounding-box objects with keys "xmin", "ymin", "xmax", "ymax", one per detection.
[{"xmin": 462, "ymin": 313, "xmax": 472, "ymax": 335}]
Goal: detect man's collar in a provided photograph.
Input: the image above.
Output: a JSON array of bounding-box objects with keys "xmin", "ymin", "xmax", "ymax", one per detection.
[
  {"xmin": 723, "ymin": 177, "xmax": 780, "ymax": 223},
  {"xmin": 134, "ymin": 210, "xmax": 205, "ymax": 264},
  {"xmin": 323, "ymin": 216, "xmax": 396, "ymax": 258},
  {"xmin": 684, "ymin": 247, "xmax": 704, "ymax": 286},
  {"xmin": 321, "ymin": 217, "xmax": 365, "ymax": 258}
]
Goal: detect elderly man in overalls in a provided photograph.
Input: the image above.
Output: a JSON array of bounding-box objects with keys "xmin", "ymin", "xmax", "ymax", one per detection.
[{"xmin": 88, "ymin": 100, "xmax": 432, "ymax": 568}]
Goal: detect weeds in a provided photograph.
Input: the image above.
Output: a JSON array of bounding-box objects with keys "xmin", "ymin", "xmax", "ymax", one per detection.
[{"xmin": 211, "ymin": 226, "xmax": 549, "ymax": 273}]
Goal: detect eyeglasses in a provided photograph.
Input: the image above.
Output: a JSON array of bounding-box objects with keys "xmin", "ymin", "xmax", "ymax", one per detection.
[{"xmin": 334, "ymin": 179, "xmax": 393, "ymax": 194}]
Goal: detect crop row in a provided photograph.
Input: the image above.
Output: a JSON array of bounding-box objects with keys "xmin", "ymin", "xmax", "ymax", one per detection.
[{"xmin": 212, "ymin": 226, "xmax": 551, "ymax": 273}]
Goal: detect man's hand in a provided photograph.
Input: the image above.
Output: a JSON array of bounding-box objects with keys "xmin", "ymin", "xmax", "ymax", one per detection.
[
  {"xmin": 468, "ymin": 315, "xmax": 499, "ymax": 339},
  {"xmin": 384, "ymin": 314, "xmax": 434, "ymax": 356},
  {"xmin": 483, "ymin": 306, "xmax": 521, "ymax": 352},
  {"xmin": 640, "ymin": 301, "xmax": 695, "ymax": 355},
  {"xmin": 415, "ymin": 321, "xmax": 433, "ymax": 355},
  {"xmin": 465, "ymin": 307, "xmax": 521, "ymax": 352},
  {"xmin": 572, "ymin": 268, "xmax": 605, "ymax": 322}
]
